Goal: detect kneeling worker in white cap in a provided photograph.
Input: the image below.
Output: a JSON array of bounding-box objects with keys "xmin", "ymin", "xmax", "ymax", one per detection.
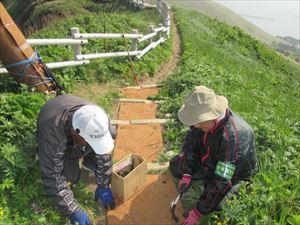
[
  {"xmin": 169, "ymin": 86, "xmax": 258, "ymax": 225},
  {"xmin": 37, "ymin": 95, "xmax": 116, "ymax": 225}
]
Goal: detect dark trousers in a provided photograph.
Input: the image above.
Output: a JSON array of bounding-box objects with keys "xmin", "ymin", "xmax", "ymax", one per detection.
[{"xmin": 169, "ymin": 155, "xmax": 241, "ymax": 209}]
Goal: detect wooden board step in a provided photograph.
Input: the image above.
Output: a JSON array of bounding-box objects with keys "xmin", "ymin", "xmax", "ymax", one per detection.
[
  {"xmin": 124, "ymin": 83, "xmax": 162, "ymax": 89},
  {"xmin": 147, "ymin": 162, "xmax": 169, "ymax": 171},
  {"xmin": 111, "ymin": 119, "xmax": 167, "ymax": 125},
  {"xmin": 119, "ymin": 98, "xmax": 163, "ymax": 104}
]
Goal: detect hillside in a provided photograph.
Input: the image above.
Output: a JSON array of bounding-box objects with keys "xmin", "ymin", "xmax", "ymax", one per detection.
[
  {"xmin": 2, "ymin": 0, "xmax": 130, "ymax": 35},
  {"xmin": 167, "ymin": 0, "xmax": 300, "ymax": 62},
  {"xmin": 1, "ymin": 1, "xmax": 300, "ymax": 225},
  {"xmin": 157, "ymin": 7, "xmax": 300, "ymax": 225},
  {"xmin": 276, "ymin": 36, "xmax": 300, "ymax": 62},
  {"xmin": 0, "ymin": 1, "xmax": 173, "ymax": 224},
  {"xmin": 279, "ymin": 36, "xmax": 300, "ymax": 47}
]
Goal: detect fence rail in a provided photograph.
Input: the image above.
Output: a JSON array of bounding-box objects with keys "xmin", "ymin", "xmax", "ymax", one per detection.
[
  {"xmin": 0, "ymin": 0, "xmax": 170, "ymax": 74},
  {"xmin": 76, "ymin": 51, "xmax": 141, "ymax": 61},
  {"xmin": 73, "ymin": 33, "xmax": 143, "ymax": 39},
  {"xmin": 27, "ymin": 39, "xmax": 88, "ymax": 46}
]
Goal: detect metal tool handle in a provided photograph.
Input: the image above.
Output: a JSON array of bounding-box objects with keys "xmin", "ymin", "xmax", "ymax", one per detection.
[{"xmin": 170, "ymin": 192, "xmax": 183, "ymax": 223}]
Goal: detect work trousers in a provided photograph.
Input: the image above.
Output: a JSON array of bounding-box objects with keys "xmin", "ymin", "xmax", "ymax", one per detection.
[{"xmin": 169, "ymin": 155, "xmax": 241, "ymax": 209}]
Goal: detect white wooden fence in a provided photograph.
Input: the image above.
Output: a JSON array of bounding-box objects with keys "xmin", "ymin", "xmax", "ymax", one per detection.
[{"xmin": 0, "ymin": 0, "xmax": 170, "ymax": 74}]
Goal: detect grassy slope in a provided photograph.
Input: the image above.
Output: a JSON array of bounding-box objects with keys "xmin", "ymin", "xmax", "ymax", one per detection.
[
  {"xmin": 167, "ymin": 0, "xmax": 279, "ymax": 45},
  {"xmin": 4, "ymin": 0, "xmax": 90, "ymax": 35},
  {"xmin": 0, "ymin": 1, "xmax": 172, "ymax": 224},
  {"xmin": 167, "ymin": 0, "xmax": 299, "ymax": 62},
  {"xmin": 158, "ymin": 8, "xmax": 300, "ymax": 225}
]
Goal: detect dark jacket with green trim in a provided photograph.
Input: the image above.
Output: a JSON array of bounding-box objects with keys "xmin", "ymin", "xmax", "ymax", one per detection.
[
  {"xmin": 182, "ymin": 109, "xmax": 258, "ymax": 215},
  {"xmin": 37, "ymin": 95, "xmax": 113, "ymax": 215}
]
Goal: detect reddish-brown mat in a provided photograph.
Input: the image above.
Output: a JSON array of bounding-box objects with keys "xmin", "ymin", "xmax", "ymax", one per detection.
[
  {"xmin": 122, "ymin": 88, "xmax": 158, "ymax": 99},
  {"xmin": 118, "ymin": 102, "xmax": 157, "ymax": 120},
  {"xmin": 107, "ymin": 173, "xmax": 184, "ymax": 225},
  {"xmin": 105, "ymin": 86, "xmax": 184, "ymax": 225},
  {"xmin": 113, "ymin": 124, "xmax": 163, "ymax": 163}
]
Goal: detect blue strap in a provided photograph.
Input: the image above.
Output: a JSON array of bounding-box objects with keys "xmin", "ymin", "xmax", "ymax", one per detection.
[
  {"xmin": 3, "ymin": 51, "xmax": 61, "ymax": 90},
  {"xmin": 4, "ymin": 53, "xmax": 41, "ymax": 68},
  {"xmin": 4, "ymin": 51, "xmax": 52, "ymax": 83},
  {"xmin": 5, "ymin": 58, "xmax": 34, "ymax": 68}
]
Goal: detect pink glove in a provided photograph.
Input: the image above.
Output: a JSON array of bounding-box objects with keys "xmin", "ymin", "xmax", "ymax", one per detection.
[
  {"xmin": 179, "ymin": 174, "xmax": 192, "ymax": 193},
  {"xmin": 181, "ymin": 208, "xmax": 202, "ymax": 225}
]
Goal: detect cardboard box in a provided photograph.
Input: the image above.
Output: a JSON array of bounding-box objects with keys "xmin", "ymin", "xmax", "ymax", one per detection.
[{"xmin": 111, "ymin": 153, "xmax": 146, "ymax": 202}]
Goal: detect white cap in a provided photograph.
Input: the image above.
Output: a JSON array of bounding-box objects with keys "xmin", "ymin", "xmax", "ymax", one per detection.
[{"xmin": 72, "ymin": 105, "xmax": 114, "ymax": 155}]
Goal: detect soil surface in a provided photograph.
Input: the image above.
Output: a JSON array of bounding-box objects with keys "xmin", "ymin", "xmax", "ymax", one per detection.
[
  {"xmin": 113, "ymin": 124, "xmax": 164, "ymax": 162},
  {"xmin": 141, "ymin": 12, "xmax": 181, "ymax": 84},
  {"xmin": 94, "ymin": 14, "xmax": 183, "ymax": 225},
  {"xmin": 118, "ymin": 102, "xmax": 157, "ymax": 120},
  {"xmin": 121, "ymin": 88, "xmax": 159, "ymax": 99},
  {"xmin": 108, "ymin": 173, "xmax": 184, "ymax": 225},
  {"xmin": 109, "ymin": 84, "xmax": 184, "ymax": 225}
]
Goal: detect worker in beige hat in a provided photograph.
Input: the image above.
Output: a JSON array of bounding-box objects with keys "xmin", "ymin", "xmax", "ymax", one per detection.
[{"xmin": 169, "ymin": 86, "xmax": 258, "ymax": 225}]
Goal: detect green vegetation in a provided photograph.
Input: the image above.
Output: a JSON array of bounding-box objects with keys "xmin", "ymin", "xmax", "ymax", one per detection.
[
  {"xmin": 168, "ymin": 0, "xmax": 300, "ymax": 64},
  {"xmin": 5, "ymin": 0, "xmax": 118, "ymax": 35},
  {"xmin": 2, "ymin": 0, "xmax": 299, "ymax": 224},
  {"xmin": 28, "ymin": 3, "xmax": 171, "ymax": 90},
  {"xmin": 157, "ymin": 8, "xmax": 300, "ymax": 225},
  {"xmin": 0, "ymin": 1, "xmax": 172, "ymax": 224}
]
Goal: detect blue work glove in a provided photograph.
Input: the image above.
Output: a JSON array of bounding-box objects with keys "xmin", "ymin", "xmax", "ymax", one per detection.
[
  {"xmin": 69, "ymin": 209, "xmax": 90, "ymax": 225},
  {"xmin": 95, "ymin": 186, "xmax": 116, "ymax": 210}
]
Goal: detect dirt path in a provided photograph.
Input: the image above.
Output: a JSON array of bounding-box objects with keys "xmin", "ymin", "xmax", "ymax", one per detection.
[
  {"xmin": 81, "ymin": 13, "xmax": 183, "ymax": 225},
  {"xmin": 141, "ymin": 13, "xmax": 181, "ymax": 85},
  {"xmin": 108, "ymin": 174, "xmax": 182, "ymax": 225},
  {"xmin": 108, "ymin": 86, "xmax": 184, "ymax": 225},
  {"xmin": 72, "ymin": 13, "xmax": 181, "ymax": 119},
  {"xmin": 105, "ymin": 14, "xmax": 184, "ymax": 225}
]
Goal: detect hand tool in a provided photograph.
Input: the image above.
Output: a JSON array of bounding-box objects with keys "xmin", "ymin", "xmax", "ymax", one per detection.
[{"xmin": 170, "ymin": 191, "xmax": 183, "ymax": 223}]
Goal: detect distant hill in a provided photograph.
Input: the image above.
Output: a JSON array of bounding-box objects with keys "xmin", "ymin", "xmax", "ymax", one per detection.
[
  {"xmin": 274, "ymin": 36, "xmax": 300, "ymax": 62},
  {"xmin": 167, "ymin": 0, "xmax": 299, "ymax": 62},
  {"xmin": 278, "ymin": 36, "xmax": 300, "ymax": 47}
]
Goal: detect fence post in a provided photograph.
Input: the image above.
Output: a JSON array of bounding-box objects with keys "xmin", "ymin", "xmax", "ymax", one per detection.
[
  {"xmin": 148, "ymin": 24, "xmax": 155, "ymax": 43},
  {"xmin": 165, "ymin": 8, "xmax": 171, "ymax": 37},
  {"xmin": 161, "ymin": 1, "xmax": 166, "ymax": 22},
  {"xmin": 131, "ymin": 29, "xmax": 139, "ymax": 60},
  {"xmin": 70, "ymin": 27, "xmax": 81, "ymax": 60},
  {"xmin": 158, "ymin": 23, "xmax": 163, "ymax": 40},
  {"xmin": 164, "ymin": 19, "xmax": 170, "ymax": 37},
  {"xmin": 157, "ymin": 0, "xmax": 161, "ymax": 15},
  {"xmin": 131, "ymin": 29, "xmax": 139, "ymax": 51}
]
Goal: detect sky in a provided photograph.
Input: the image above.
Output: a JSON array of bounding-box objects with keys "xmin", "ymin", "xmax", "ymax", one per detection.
[{"xmin": 215, "ymin": 0, "xmax": 300, "ymax": 40}]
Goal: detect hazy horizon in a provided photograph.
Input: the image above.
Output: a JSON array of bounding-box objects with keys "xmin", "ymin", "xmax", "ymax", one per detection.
[{"xmin": 215, "ymin": 0, "xmax": 300, "ymax": 40}]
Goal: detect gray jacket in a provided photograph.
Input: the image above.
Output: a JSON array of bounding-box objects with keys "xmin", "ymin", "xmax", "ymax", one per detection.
[{"xmin": 37, "ymin": 95, "xmax": 113, "ymax": 215}]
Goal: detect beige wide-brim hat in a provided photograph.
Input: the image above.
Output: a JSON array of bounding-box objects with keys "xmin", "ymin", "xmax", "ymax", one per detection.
[{"xmin": 178, "ymin": 86, "xmax": 228, "ymax": 126}]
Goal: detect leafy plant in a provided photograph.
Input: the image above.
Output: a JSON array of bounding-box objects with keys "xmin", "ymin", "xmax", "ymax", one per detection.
[
  {"xmin": 1, "ymin": 1, "xmax": 173, "ymax": 224},
  {"xmin": 158, "ymin": 8, "xmax": 300, "ymax": 225}
]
